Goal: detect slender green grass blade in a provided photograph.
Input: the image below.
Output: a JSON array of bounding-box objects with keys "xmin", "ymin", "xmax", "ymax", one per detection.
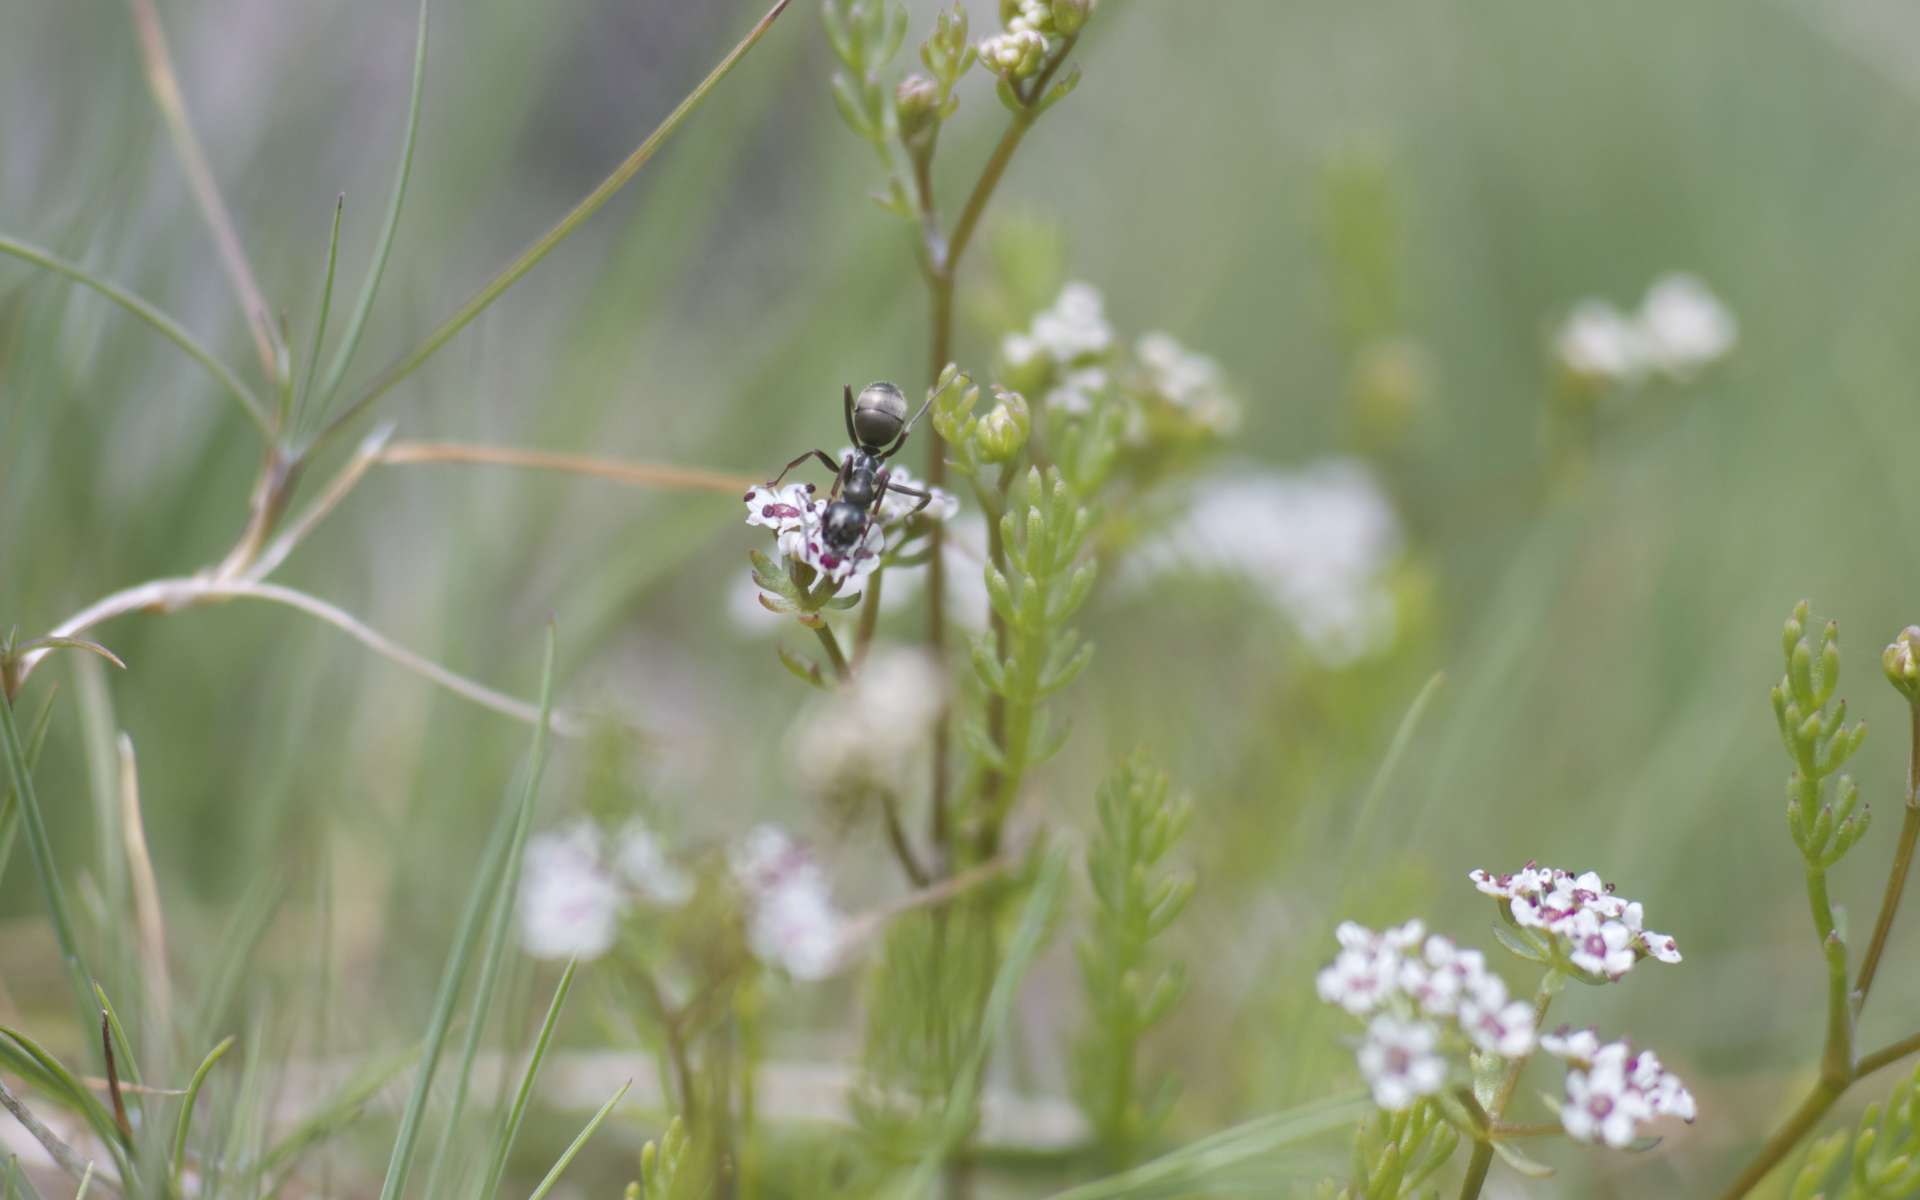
[
  {"xmin": 0, "ymin": 235, "xmax": 268, "ymax": 433},
  {"xmin": 312, "ymin": 0, "xmax": 428, "ymax": 418},
  {"xmin": 6, "ymin": 1153, "xmax": 43, "ymax": 1200},
  {"xmin": 312, "ymin": 0, "xmax": 792, "ymax": 449},
  {"xmin": 375, "ymin": 628, "xmax": 558, "ymax": 1200},
  {"xmin": 0, "ymin": 692, "xmax": 99, "ymax": 1041},
  {"xmin": 1041, "ymin": 1093, "xmax": 1373, "ymax": 1200},
  {"xmin": 0, "ymin": 1028, "xmax": 126, "ymax": 1158},
  {"xmin": 524, "ymin": 1079, "xmax": 631, "ymax": 1200},
  {"xmin": 170, "ymin": 1035, "xmax": 233, "ymax": 1189},
  {"xmin": 73, "ymin": 1162, "xmax": 94, "ymax": 1200},
  {"xmin": 0, "ymin": 686, "xmax": 60, "ymax": 898},
  {"xmin": 1345, "ymin": 670, "xmax": 1445, "ymax": 858},
  {"xmin": 423, "ymin": 784, "xmax": 554, "ymax": 1200},
  {"xmin": 294, "ymin": 194, "xmax": 346, "ymax": 433},
  {"xmin": 474, "ymin": 958, "xmax": 579, "ymax": 1200},
  {"xmin": 258, "ymin": 1040, "xmax": 419, "ymax": 1181},
  {"xmin": 903, "ymin": 845, "xmax": 1069, "ymax": 1198},
  {"xmin": 74, "ymin": 661, "xmax": 127, "ymax": 981}
]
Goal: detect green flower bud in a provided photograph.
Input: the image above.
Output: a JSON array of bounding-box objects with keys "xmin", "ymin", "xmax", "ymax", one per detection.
[
  {"xmin": 1885, "ymin": 625, "xmax": 1920, "ymax": 703},
  {"xmin": 896, "ymin": 74, "xmax": 939, "ymax": 142},
  {"xmin": 973, "ymin": 388, "xmax": 1031, "ymax": 462},
  {"xmin": 1051, "ymin": 0, "xmax": 1092, "ymax": 35}
]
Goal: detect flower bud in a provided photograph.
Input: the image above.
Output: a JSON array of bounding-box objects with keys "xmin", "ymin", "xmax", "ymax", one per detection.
[
  {"xmin": 1051, "ymin": 0, "xmax": 1092, "ymax": 35},
  {"xmin": 895, "ymin": 74, "xmax": 939, "ymax": 142},
  {"xmin": 972, "ymin": 388, "xmax": 1031, "ymax": 463},
  {"xmin": 1885, "ymin": 625, "xmax": 1920, "ymax": 702}
]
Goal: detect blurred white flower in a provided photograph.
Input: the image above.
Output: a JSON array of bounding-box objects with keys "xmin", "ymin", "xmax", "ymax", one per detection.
[
  {"xmin": 1357, "ymin": 1015, "xmax": 1447, "ymax": 1110},
  {"xmin": 1540, "ymin": 1026, "xmax": 1603, "ymax": 1062},
  {"xmin": 1638, "ymin": 273, "xmax": 1736, "ymax": 377},
  {"xmin": 519, "ymin": 821, "xmax": 624, "ymax": 961},
  {"xmin": 1459, "ymin": 994, "xmax": 1536, "ymax": 1058},
  {"xmin": 1030, "ymin": 282, "xmax": 1114, "ymax": 363},
  {"xmin": 731, "ymin": 825, "xmax": 846, "ymax": 980},
  {"xmin": 878, "ymin": 511, "xmax": 993, "ymax": 634},
  {"xmin": 790, "ymin": 646, "xmax": 947, "ymax": 794},
  {"xmin": 1121, "ymin": 461, "xmax": 1402, "ymax": 664},
  {"xmin": 1045, "ymin": 366, "xmax": 1109, "ymax": 416},
  {"xmin": 1555, "ymin": 301, "xmax": 1647, "ymax": 384},
  {"xmin": 1137, "ymin": 331, "xmax": 1240, "ymax": 433}
]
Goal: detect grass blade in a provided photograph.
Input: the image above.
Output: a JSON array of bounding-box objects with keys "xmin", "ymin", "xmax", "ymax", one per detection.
[
  {"xmin": 474, "ymin": 958, "xmax": 579, "ymax": 1200},
  {"xmin": 375, "ymin": 627, "xmax": 558, "ymax": 1200},
  {"xmin": 312, "ymin": 0, "xmax": 428, "ymax": 418},
  {"xmin": 0, "ymin": 1028, "xmax": 127, "ymax": 1160},
  {"xmin": 0, "ymin": 689, "xmax": 99, "ymax": 1040},
  {"xmin": 903, "ymin": 845, "xmax": 1070, "ymax": 1197},
  {"xmin": 1042, "ymin": 1093, "xmax": 1373, "ymax": 1200},
  {"xmin": 524, "ymin": 1079, "xmax": 631, "ymax": 1200},
  {"xmin": 295, "ymin": 193, "xmax": 346, "ymax": 432},
  {"xmin": 0, "ymin": 234, "xmax": 269, "ymax": 433},
  {"xmin": 312, "ymin": 0, "xmax": 792, "ymax": 449},
  {"xmin": 170, "ymin": 1035, "xmax": 234, "ymax": 1189},
  {"xmin": 0, "ymin": 686, "xmax": 60, "ymax": 898}
]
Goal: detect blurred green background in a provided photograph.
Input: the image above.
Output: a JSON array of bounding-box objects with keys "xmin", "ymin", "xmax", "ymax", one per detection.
[{"xmin": 9, "ymin": 0, "xmax": 1920, "ymax": 1194}]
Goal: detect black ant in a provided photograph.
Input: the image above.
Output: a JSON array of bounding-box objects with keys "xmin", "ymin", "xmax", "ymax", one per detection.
[{"xmin": 763, "ymin": 382, "xmax": 937, "ymax": 555}]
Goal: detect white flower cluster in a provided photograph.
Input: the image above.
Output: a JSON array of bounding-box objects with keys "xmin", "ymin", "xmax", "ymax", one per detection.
[
  {"xmin": 742, "ymin": 460, "xmax": 954, "ymax": 586},
  {"xmin": 1120, "ymin": 461, "xmax": 1401, "ymax": 664},
  {"xmin": 1542, "ymin": 1028, "xmax": 1696, "ymax": 1147},
  {"xmin": 790, "ymin": 646, "xmax": 946, "ymax": 794},
  {"xmin": 730, "ymin": 825, "xmax": 846, "ymax": 981},
  {"xmin": 1469, "ymin": 865, "xmax": 1680, "ymax": 980},
  {"xmin": 1002, "ymin": 281, "xmax": 1114, "ymax": 416},
  {"xmin": 1136, "ymin": 331, "xmax": 1239, "ymax": 435},
  {"xmin": 1317, "ymin": 920, "xmax": 1537, "ymax": 1110},
  {"xmin": 1555, "ymin": 273, "xmax": 1737, "ymax": 386},
  {"xmin": 518, "ymin": 818, "xmax": 693, "ymax": 961}
]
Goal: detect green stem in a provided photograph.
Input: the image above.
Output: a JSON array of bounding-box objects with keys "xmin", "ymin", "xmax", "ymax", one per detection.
[
  {"xmin": 1717, "ymin": 1081, "xmax": 1843, "ymax": 1200},
  {"xmin": 1805, "ymin": 867, "xmax": 1853, "ymax": 1081},
  {"xmin": 810, "ymin": 623, "xmax": 851, "ymax": 683},
  {"xmin": 1854, "ymin": 701, "xmax": 1920, "ymax": 1012},
  {"xmin": 1857, "ymin": 1030, "xmax": 1920, "ymax": 1080},
  {"xmin": 1457, "ymin": 1142, "xmax": 1494, "ymax": 1200},
  {"xmin": 853, "ymin": 568, "xmax": 884, "ymax": 667}
]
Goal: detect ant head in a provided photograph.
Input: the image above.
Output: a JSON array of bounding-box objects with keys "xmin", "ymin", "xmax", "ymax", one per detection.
[{"xmin": 851, "ymin": 381, "xmax": 909, "ymax": 448}]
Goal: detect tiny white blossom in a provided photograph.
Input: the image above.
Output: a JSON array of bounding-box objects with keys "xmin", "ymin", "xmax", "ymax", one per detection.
[
  {"xmin": 1121, "ymin": 462, "xmax": 1401, "ymax": 664},
  {"xmin": 1555, "ymin": 301, "xmax": 1647, "ymax": 384},
  {"xmin": 518, "ymin": 822, "xmax": 624, "ymax": 961},
  {"xmin": 1030, "ymin": 282, "xmax": 1114, "ymax": 363},
  {"xmin": 1045, "ymin": 366, "xmax": 1109, "ymax": 416},
  {"xmin": 1459, "ymin": 995, "xmax": 1536, "ymax": 1058},
  {"xmin": 1562, "ymin": 1055, "xmax": 1649, "ymax": 1147},
  {"xmin": 1638, "ymin": 273, "xmax": 1736, "ymax": 377},
  {"xmin": 1136, "ymin": 332, "xmax": 1240, "ymax": 433},
  {"xmin": 1357, "ymin": 1016, "xmax": 1447, "ymax": 1111},
  {"xmin": 1317, "ymin": 947, "xmax": 1399, "ymax": 1016},
  {"xmin": 743, "ymin": 482, "xmax": 817, "ymax": 533},
  {"xmin": 1540, "ymin": 1026, "xmax": 1603, "ymax": 1063},
  {"xmin": 731, "ymin": 825, "xmax": 846, "ymax": 981},
  {"xmin": 790, "ymin": 646, "xmax": 947, "ymax": 793},
  {"xmin": 1566, "ymin": 911, "xmax": 1637, "ymax": 979}
]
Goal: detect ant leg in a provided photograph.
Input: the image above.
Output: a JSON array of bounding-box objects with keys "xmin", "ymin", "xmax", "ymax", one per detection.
[
  {"xmin": 877, "ymin": 475, "xmax": 937, "ymax": 515},
  {"xmin": 829, "ymin": 453, "xmax": 852, "ymax": 501},
  {"xmin": 879, "ymin": 392, "xmax": 936, "ymax": 460},
  {"xmin": 843, "ymin": 384, "xmax": 858, "ymax": 445},
  {"xmin": 766, "ymin": 449, "xmax": 841, "ymax": 488}
]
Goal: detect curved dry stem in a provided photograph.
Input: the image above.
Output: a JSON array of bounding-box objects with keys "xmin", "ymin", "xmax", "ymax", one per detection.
[
  {"xmin": 126, "ymin": 0, "xmax": 285, "ymax": 385},
  {"xmin": 0, "ymin": 1075, "xmax": 90, "ymax": 1182},
  {"xmin": 375, "ymin": 441, "xmax": 757, "ymax": 494},
  {"xmin": 14, "ymin": 577, "xmax": 593, "ymax": 735}
]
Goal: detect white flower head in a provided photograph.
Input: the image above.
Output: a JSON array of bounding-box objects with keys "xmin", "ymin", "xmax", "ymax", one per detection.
[
  {"xmin": 1558, "ymin": 1037, "xmax": 1694, "ymax": 1146},
  {"xmin": 731, "ymin": 825, "xmax": 846, "ymax": 981},
  {"xmin": 1136, "ymin": 331, "xmax": 1240, "ymax": 434},
  {"xmin": 1029, "ymin": 282, "xmax": 1114, "ymax": 364},
  {"xmin": 1471, "ymin": 864, "xmax": 1681, "ymax": 977},
  {"xmin": 1555, "ymin": 301, "xmax": 1648, "ymax": 384},
  {"xmin": 1357, "ymin": 1015, "xmax": 1447, "ymax": 1110},
  {"xmin": 518, "ymin": 821, "xmax": 625, "ymax": 961},
  {"xmin": 1459, "ymin": 995, "xmax": 1536, "ymax": 1058},
  {"xmin": 1121, "ymin": 461, "xmax": 1401, "ymax": 664},
  {"xmin": 790, "ymin": 646, "xmax": 947, "ymax": 793},
  {"xmin": 1638, "ymin": 273, "xmax": 1736, "ymax": 377}
]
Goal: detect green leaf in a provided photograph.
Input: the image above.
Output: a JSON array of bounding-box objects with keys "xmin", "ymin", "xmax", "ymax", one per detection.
[
  {"xmin": 1492, "ymin": 1138, "xmax": 1555, "ymax": 1178},
  {"xmin": 476, "ymin": 957, "xmax": 580, "ymax": 1200},
  {"xmin": 171, "ymin": 1035, "xmax": 235, "ymax": 1190},
  {"xmin": 526, "ymin": 1079, "xmax": 632, "ymax": 1200}
]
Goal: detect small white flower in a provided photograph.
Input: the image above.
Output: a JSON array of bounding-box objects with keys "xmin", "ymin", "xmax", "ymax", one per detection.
[
  {"xmin": 1120, "ymin": 461, "xmax": 1402, "ymax": 664},
  {"xmin": 743, "ymin": 482, "xmax": 817, "ymax": 533},
  {"xmin": 1045, "ymin": 366, "xmax": 1109, "ymax": 416},
  {"xmin": 1137, "ymin": 332, "xmax": 1240, "ymax": 433},
  {"xmin": 1357, "ymin": 1016, "xmax": 1447, "ymax": 1111},
  {"xmin": 731, "ymin": 825, "xmax": 846, "ymax": 981},
  {"xmin": 1567, "ymin": 910, "xmax": 1638, "ymax": 979},
  {"xmin": 1562, "ymin": 1056, "xmax": 1650, "ymax": 1147},
  {"xmin": 1555, "ymin": 301, "xmax": 1648, "ymax": 384},
  {"xmin": 790, "ymin": 646, "xmax": 947, "ymax": 793},
  {"xmin": 1317, "ymin": 947, "xmax": 1398, "ymax": 1016},
  {"xmin": 613, "ymin": 819, "xmax": 694, "ymax": 907},
  {"xmin": 1638, "ymin": 273, "xmax": 1736, "ymax": 377},
  {"xmin": 1030, "ymin": 282, "xmax": 1114, "ymax": 363},
  {"xmin": 1541, "ymin": 1026, "xmax": 1603, "ymax": 1063},
  {"xmin": 1459, "ymin": 996, "xmax": 1536, "ymax": 1058},
  {"xmin": 1640, "ymin": 929, "xmax": 1683, "ymax": 963},
  {"xmin": 518, "ymin": 822, "xmax": 625, "ymax": 961}
]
